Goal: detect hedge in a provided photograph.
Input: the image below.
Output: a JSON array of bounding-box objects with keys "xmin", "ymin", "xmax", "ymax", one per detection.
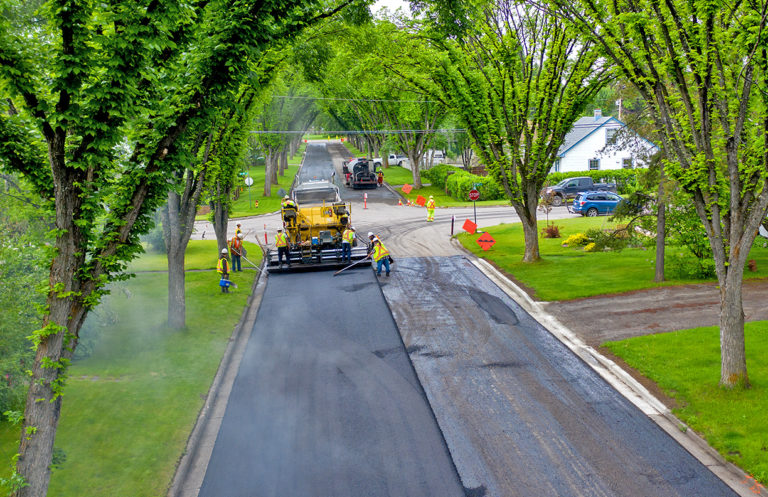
[{"xmin": 423, "ymin": 164, "xmax": 506, "ymax": 201}]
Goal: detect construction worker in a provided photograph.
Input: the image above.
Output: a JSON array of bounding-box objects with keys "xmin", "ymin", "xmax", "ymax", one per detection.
[
  {"xmin": 367, "ymin": 231, "xmax": 381, "ymax": 250},
  {"xmin": 377, "ymin": 171, "xmax": 384, "ymax": 187},
  {"xmin": 217, "ymin": 248, "xmax": 231, "ymax": 293},
  {"xmin": 235, "ymin": 223, "xmax": 243, "ymax": 237},
  {"xmin": 229, "ymin": 233, "xmax": 244, "ymax": 272},
  {"xmin": 275, "ymin": 228, "xmax": 290, "ymax": 267},
  {"xmin": 281, "ymin": 195, "xmax": 297, "ymax": 210},
  {"xmin": 341, "ymin": 226, "xmax": 355, "ymax": 262},
  {"xmin": 369, "ymin": 238, "xmax": 391, "ymax": 277},
  {"xmin": 426, "ymin": 195, "xmax": 436, "ymax": 222}
]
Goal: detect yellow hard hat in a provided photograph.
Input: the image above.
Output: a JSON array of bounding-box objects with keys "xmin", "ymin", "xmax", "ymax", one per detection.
[{"xmin": 429, "ymin": 195, "xmax": 434, "ymax": 199}]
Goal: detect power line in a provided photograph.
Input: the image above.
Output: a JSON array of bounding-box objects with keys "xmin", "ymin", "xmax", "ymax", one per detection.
[
  {"xmin": 273, "ymin": 95, "xmax": 438, "ymax": 103},
  {"xmin": 249, "ymin": 129, "xmax": 467, "ymax": 134}
]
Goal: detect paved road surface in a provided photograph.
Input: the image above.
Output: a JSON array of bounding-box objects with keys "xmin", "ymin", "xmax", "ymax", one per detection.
[
  {"xmin": 380, "ymin": 256, "xmax": 738, "ymax": 497},
  {"xmin": 197, "ymin": 269, "xmax": 464, "ymax": 497}
]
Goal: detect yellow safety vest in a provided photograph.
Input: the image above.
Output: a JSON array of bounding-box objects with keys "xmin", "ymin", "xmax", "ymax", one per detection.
[
  {"xmin": 427, "ymin": 199, "xmax": 435, "ymax": 209},
  {"xmin": 275, "ymin": 232, "xmax": 288, "ymax": 247},
  {"xmin": 282, "ymin": 200, "xmax": 296, "ymax": 209},
  {"xmin": 372, "ymin": 242, "xmax": 390, "ymax": 262},
  {"xmin": 217, "ymin": 256, "xmax": 229, "ymax": 274},
  {"xmin": 343, "ymin": 229, "xmax": 355, "ymax": 244}
]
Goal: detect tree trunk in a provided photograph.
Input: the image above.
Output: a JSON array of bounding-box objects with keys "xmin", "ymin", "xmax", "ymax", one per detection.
[
  {"xmin": 212, "ymin": 181, "xmax": 231, "ymax": 254},
  {"xmin": 409, "ymin": 153, "xmax": 422, "ymax": 188},
  {"xmin": 654, "ymin": 198, "xmax": 665, "ymax": 282},
  {"xmin": 167, "ymin": 248, "xmax": 186, "ymax": 328},
  {"xmin": 279, "ymin": 148, "xmax": 288, "ymax": 176},
  {"xmin": 719, "ymin": 268, "xmax": 748, "ymax": 387},
  {"xmin": 515, "ymin": 196, "xmax": 541, "ymax": 262}
]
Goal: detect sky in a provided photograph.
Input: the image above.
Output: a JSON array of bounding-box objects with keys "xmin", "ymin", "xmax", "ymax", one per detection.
[{"xmin": 372, "ymin": 0, "xmax": 410, "ymax": 14}]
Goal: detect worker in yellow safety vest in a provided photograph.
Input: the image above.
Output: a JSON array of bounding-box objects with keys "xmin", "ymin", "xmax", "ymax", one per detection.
[
  {"xmin": 369, "ymin": 238, "xmax": 391, "ymax": 277},
  {"xmin": 275, "ymin": 228, "xmax": 291, "ymax": 267},
  {"xmin": 281, "ymin": 195, "xmax": 297, "ymax": 209},
  {"xmin": 426, "ymin": 195, "xmax": 436, "ymax": 222},
  {"xmin": 217, "ymin": 248, "xmax": 231, "ymax": 293},
  {"xmin": 341, "ymin": 226, "xmax": 355, "ymax": 262}
]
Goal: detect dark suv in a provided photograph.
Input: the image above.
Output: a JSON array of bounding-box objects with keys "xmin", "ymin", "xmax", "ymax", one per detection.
[{"xmin": 569, "ymin": 191, "xmax": 623, "ymax": 216}]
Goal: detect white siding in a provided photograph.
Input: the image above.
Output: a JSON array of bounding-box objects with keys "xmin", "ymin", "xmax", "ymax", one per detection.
[{"xmin": 559, "ymin": 122, "xmax": 657, "ymax": 173}]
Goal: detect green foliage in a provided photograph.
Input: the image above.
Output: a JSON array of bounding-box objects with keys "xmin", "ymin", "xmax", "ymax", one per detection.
[
  {"xmin": 423, "ymin": 164, "xmax": 504, "ymax": 200},
  {"xmin": 0, "ymin": 182, "xmax": 49, "ymax": 414}
]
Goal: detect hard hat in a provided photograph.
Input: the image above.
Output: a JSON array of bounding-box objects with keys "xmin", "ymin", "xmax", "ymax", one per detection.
[
  {"xmin": 429, "ymin": 195, "xmax": 434, "ymax": 199},
  {"xmin": 221, "ymin": 248, "xmax": 228, "ymax": 254},
  {"xmin": 284, "ymin": 195, "xmax": 289, "ymax": 200},
  {"xmin": 368, "ymin": 232, "xmax": 374, "ymax": 237},
  {"xmin": 237, "ymin": 233, "xmax": 244, "ymax": 239},
  {"xmin": 350, "ymin": 226, "xmax": 355, "ymax": 231},
  {"xmin": 278, "ymin": 228, "xmax": 282, "ymax": 231}
]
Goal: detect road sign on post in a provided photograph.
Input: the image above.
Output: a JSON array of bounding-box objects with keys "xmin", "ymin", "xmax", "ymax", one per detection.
[
  {"xmin": 244, "ymin": 176, "xmax": 254, "ymax": 208},
  {"xmin": 468, "ymin": 188, "xmax": 480, "ymax": 225}
]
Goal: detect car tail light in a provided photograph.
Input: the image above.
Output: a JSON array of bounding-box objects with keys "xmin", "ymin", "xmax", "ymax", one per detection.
[{"xmin": 580, "ymin": 200, "xmax": 586, "ymax": 206}]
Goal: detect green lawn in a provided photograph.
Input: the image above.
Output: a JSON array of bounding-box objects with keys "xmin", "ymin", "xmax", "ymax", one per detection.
[
  {"xmin": 1, "ymin": 247, "xmax": 257, "ymax": 495},
  {"xmin": 457, "ymin": 216, "xmax": 768, "ymax": 300},
  {"xmin": 604, "ymin": 321, "xmax": 768, "ymax": 483},
  {"xmin": 128, "ymin": 241, "xmax": 262, "ymax": 272}
]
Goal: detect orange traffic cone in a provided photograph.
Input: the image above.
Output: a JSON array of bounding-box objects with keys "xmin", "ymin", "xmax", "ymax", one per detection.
[{"xmin": 398, "ymin": 199, "xmax": 402, "ymax": 206}]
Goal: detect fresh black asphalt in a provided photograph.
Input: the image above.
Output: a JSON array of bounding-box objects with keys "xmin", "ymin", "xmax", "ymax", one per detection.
[
  {"xmin": 197, "ymin": 268, "xmax": 465, "ymax": 497},
  {"xmin": 379, "ymin": 256, "xmax": 738, "ymax": 497}
]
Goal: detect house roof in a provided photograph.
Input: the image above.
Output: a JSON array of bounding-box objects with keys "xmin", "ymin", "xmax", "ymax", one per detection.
[{"xmin": 558, "ymin": 116, "xmax": 621, "ymax": 157}]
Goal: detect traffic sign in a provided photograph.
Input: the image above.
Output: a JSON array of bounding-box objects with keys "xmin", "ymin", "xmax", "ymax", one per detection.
[
  {"xmin": 244, "ymin": 176, "xmax": 254, "ymax": 187},
  {"xmin": 477, "ymin": 232, "xmax": 496, "ymax": 251},
  {"xmin": 468, "ymin": 189, "xmax": 480, "ymax": 201},
  {"xmin": 463, "ymin": 219, "xmax": 477, "ymax": 234},
  {"xmin": 416, "ymin": 195, "xmax": 426, "ymax": 207},
  {"xmin": 401, "ymin": 184, "xmax": 413, "ymax": 194}
]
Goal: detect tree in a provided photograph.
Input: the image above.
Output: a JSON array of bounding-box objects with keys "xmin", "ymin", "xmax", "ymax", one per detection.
[
  {"xmin": 416, "ymin": 0, "xmax": 610, "ymax": 261},
  {"xmin": 0, "ymin": 0, "xmax": 362, "ymax": 494},
  {"xmin": 550, "ymin": 0, "xmax": 768, "ymax": 388}
]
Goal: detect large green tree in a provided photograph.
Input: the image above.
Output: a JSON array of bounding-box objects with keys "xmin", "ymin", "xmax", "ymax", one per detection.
[
  {"xmin": 550, "ymin": 0, "xmax": 768, "ymax": 388},
  {"xmin": 414, "ymin": 0, "xmax": 610, "ymax": 261},
  {"xmin": 0, "ymin": 0, "xmax": 361, "ymax": 494}
]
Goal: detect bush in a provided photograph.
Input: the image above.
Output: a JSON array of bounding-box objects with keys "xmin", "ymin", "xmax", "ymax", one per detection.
[
  {"xmin": 445, "ymin": 170, "xmax": 505, "ymax": 200},
  {"xmin": 583, "ymin": 242, "xmax": 597, "ymax": 252},
  {"xmin": 541, "ymin": 224, "xmax": 562, "ymax": 238},
  {"xmin": 667, "ymin": 250, "xmax": 717, "ymax": 279},
  {"xmin": 563, "ymin": 233, "xmax": 589, "ymax": 247},
  {"xmin": 585, "ymin": 227, "xmax": 632, "ymax": 251},
  {"xmin": 422, "ymin": 164, "xmax": 464, "ymax": 188}
]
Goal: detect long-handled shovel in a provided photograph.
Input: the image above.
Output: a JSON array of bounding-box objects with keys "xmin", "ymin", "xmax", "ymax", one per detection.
[
  {"xmin": 241, "ymin": 253, "xmax": 264, "ymax": 274},
  {"xmin": 333, "ymin": 255, "xmax": 371, "ymax": 276}
]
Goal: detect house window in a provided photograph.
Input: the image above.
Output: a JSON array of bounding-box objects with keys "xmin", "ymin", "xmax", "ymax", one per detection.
[
  {"xmin": 588, "ymin": 159, "xmax": 600, "ymax": 170},
  {"xmin": 622, "ymin": 158, "xmax": 633, "ymax": 169},
  {"xmin": 551, "ymin": 159, "xmax": 560, "ymax": 173},
  {"xmin": 606, "ymin": 128, "xmax": 617, "ymax": 142}
]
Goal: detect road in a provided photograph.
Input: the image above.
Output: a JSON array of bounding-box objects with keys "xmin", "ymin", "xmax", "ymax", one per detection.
[
  {"xmin": 197, "ymin": 269, "xmax": 464, "ymax": 497},
  {"xmin": 187, "ymin": 141, "xmax": 752, "ymax": 496}
]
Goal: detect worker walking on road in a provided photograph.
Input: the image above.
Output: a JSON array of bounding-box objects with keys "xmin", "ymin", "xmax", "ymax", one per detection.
[
  {"xmin": 229, "ymin": 233, "xmax": 244, "ymax": 272},
  {"xmin": 377, "ymin": 171, "xmax": 384, "ymax": 187},
  {"xmin": 217, "ymin": 248, "xmax": 231, "ymax": 293},
  {"xmin": 235, "ymin": 223, "xmax": 243, "ymax": 237},
  {"xmin": 341, "ymin": 226, "xmax": 355, "ymax": 262},
  {"xmin": 369, "ymin": 238, "xmax": 391, "ymax": 277},
  {"xmin": 276, "ymin": 228, "xmax": 291, "ymax": 268},
  {"xmin": 426, "ymin": 195, "xmax": 436, "ymax": 222}
]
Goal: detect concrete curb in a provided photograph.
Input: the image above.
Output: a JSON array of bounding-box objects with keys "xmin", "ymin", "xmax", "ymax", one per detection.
[
  {"xmin": 457, "ymin": 244, "xmax": 766, "ymax": 496},
  {"xmin": 167, "ymin": 263, "xmax": 270, "ymax": 497}
]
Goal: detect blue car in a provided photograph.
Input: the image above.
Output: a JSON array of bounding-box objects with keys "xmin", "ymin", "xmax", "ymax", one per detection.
[{"xmin": 569, "ymin": 191, "xmax": 623, "ymax": 216}]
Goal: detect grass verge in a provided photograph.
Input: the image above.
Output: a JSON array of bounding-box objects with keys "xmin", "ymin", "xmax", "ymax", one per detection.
[
  {"xmin": 603, "ymin": 321, "xmax": 768, "ymax": 483},
  {"xmin": 1, "ymin": 245, "xmax": 258, "ymax": 495},
  {"xmin": 128, "ymin": 240, "xmax": 262, "ymax": 272},
  {"xmin": 457, "ymin": 216, "xmax": 768, "ymax": 300}
]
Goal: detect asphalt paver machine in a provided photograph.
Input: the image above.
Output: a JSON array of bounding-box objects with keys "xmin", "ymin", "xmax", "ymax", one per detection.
[{"xmin": 266, "ymin": 180, "xmax": 369, "ymax": 273}]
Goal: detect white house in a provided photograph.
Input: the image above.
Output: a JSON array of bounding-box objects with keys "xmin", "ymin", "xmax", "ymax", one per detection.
[{"xmin": 553, "ymin": 110, "xmax": 658, "ymax": 173}]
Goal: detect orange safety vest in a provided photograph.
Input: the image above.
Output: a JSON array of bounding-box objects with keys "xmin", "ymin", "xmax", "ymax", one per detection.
[
  {"xmin": 217, "ymin": 256, "xmax": 229, "ymax": 274},
  {"xmin": 275, "ymin": 231, "xmax": 288, "ymax": 247},
  {"xmin": 230, "ymin": 236, "xmax": 242, "ymax": 255},
  {"xmin": 426, "ymin": 199, "xmax": 435, "ymax": 209},
  {"xmin": 372, "ymin": 242, "xmax": 390, "ymax": 262},
  {"xmin": 342, "ymin": 229, "xmax": 355, "ymax": 244}
]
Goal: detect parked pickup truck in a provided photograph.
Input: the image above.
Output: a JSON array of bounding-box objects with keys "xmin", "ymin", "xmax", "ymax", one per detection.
[
  {"xmin": 373, "ymin": 154, "xmax": 409, "ymax": 168},
  {"xmin": 540, "ymin": 176, "xmax": 617, "ymax": 207}
]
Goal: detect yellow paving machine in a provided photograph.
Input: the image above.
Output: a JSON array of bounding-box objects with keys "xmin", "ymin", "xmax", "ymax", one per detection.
[{"xmin": 266, "ymin": 180, "xmax": 369, "ymax": 273}]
